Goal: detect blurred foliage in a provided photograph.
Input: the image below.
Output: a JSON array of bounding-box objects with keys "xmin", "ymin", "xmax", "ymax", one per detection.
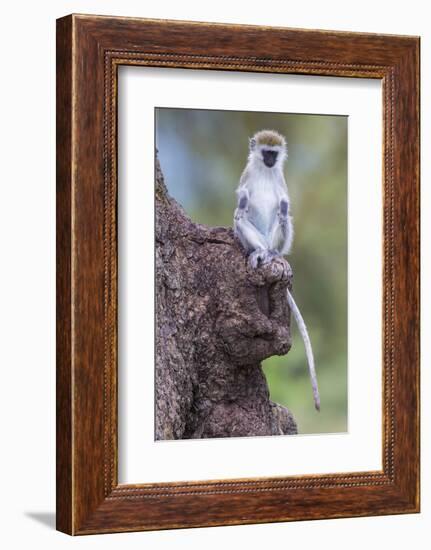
[{"xmin": 156, "ymin": 107, "xmax": 347, "ymax": 435}]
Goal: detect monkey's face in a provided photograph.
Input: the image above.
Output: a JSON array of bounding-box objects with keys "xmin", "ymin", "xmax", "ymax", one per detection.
[
  {"xmin": 249, "ymin": 143, "xmax": 285, "ymax": 169},
  {"xmin": 248, "ymin": 130, "xmax": 287, "ymax": 169},
  {"xmin": 262, "ymin": 148, "xmax": 279, "ymax": 167}
]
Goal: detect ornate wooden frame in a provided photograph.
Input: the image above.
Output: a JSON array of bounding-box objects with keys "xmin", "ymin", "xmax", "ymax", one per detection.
[{"xmin": 56, "ymin": 14, "xmax": 420, "ymax": 534}]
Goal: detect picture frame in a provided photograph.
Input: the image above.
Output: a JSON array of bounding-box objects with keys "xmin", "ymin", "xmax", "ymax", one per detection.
[{"xmin": 56, "ymin": 14, "xmax": 420, "ymax": 535}]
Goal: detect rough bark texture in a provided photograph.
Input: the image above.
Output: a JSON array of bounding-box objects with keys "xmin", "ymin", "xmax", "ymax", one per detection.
[{"xmin": 155, "ymin": 157, "xmax": 297, "ymax": 440}]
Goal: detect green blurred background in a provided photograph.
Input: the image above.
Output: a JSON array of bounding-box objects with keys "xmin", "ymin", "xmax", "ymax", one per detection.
[{"xmin": 156, "ymin": 107, "xmax": 348, "ymax": 435}]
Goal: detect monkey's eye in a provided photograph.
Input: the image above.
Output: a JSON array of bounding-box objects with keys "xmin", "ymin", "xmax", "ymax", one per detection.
[{"xmin": 262, "ymin": 149, "xmax": 278, "ymax": 167}]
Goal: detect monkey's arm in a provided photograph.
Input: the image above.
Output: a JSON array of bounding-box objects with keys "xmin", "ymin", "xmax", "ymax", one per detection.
[{"xmin": 269, "ymin": 196, "xmax": 293, "ymax": 255}]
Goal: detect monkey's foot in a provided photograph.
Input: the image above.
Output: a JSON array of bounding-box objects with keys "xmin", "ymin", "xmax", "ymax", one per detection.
[
  {"xmin": 248, "ymin": 248, "xmax": 280, "ymax": 269},
  {"xmin": 248, "ymin": 249, "xmax": 266, "ymax": 268},
  {"xmin": 267, "ymin": 249, "xmax": 282, "ymax": 261}
]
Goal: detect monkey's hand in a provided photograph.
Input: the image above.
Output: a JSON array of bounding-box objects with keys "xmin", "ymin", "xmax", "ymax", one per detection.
[
  {"xmin": 234, "ymin": 188, "xmax": 249, "ymax": 221},
  {"xmin": 278, "ymin": 198, "xmax": 289, "ymax": 227},
  {"xmin": 249, "ymin": 248, "xmax": 279, "ymax": 269}
]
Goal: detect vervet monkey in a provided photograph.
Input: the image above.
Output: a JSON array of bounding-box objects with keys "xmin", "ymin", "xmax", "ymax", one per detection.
[{"xmin": 234, "ymin": 129, "xmax": 320, "ymax": 411}]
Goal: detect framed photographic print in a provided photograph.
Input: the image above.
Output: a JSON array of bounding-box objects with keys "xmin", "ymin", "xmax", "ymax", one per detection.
[{"xmin": 56, "ymin": 14, "xmax": 420, "ymax": 534}]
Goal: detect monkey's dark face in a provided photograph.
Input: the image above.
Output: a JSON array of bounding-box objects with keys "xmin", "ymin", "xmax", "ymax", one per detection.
[
  {"xmin": 262, "ymin": 149, "xmax": 278, "ymax": 168},
  {"xmin": 249, "ymin": 137, "xmax": 286, "ymax": 168}
]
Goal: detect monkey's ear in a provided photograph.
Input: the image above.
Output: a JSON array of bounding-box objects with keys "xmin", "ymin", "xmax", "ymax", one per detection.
[{"xmin": 249, "ymin": 137, "xmax": 256, "ymax": 150}]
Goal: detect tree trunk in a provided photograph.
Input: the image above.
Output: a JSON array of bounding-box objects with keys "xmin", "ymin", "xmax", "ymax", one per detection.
[{"xmin": 155, "ymin": 156, "xmax": 297, "ymax": 439}]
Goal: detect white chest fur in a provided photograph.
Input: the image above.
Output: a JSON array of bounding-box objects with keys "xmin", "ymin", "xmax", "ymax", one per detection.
[{"xmin": 248, "ymin": 173, "xmax": 282, "ymax": 236}]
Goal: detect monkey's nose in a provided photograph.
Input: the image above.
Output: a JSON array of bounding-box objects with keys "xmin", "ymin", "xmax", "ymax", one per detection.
[{"xmin": 262, "ymin": 150, "xmax": 278, "ymax": 167}]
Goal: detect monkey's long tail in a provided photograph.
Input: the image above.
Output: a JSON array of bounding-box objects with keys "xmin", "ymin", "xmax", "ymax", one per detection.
[{"xmin": 286, "ymin": 288, "xmax": 320, "ymax": 411}]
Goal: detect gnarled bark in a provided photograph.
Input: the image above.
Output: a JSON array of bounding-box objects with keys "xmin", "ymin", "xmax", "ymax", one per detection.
[{"xmin": 155, "ymin": 157, "xmax": 297, "ymax": 439}]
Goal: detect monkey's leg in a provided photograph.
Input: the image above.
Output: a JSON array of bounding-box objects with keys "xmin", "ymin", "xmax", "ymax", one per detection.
[
  {"xmin": 235, "ymin": 217, "xmax": 286, "ymax": 268},
  {"xmin": 234, "ymin": 189, "xmax": 268, "ymax": 260},
  {"xmin": 234, "ymin": 217, "xmax": 267, "ymax": 253}
]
